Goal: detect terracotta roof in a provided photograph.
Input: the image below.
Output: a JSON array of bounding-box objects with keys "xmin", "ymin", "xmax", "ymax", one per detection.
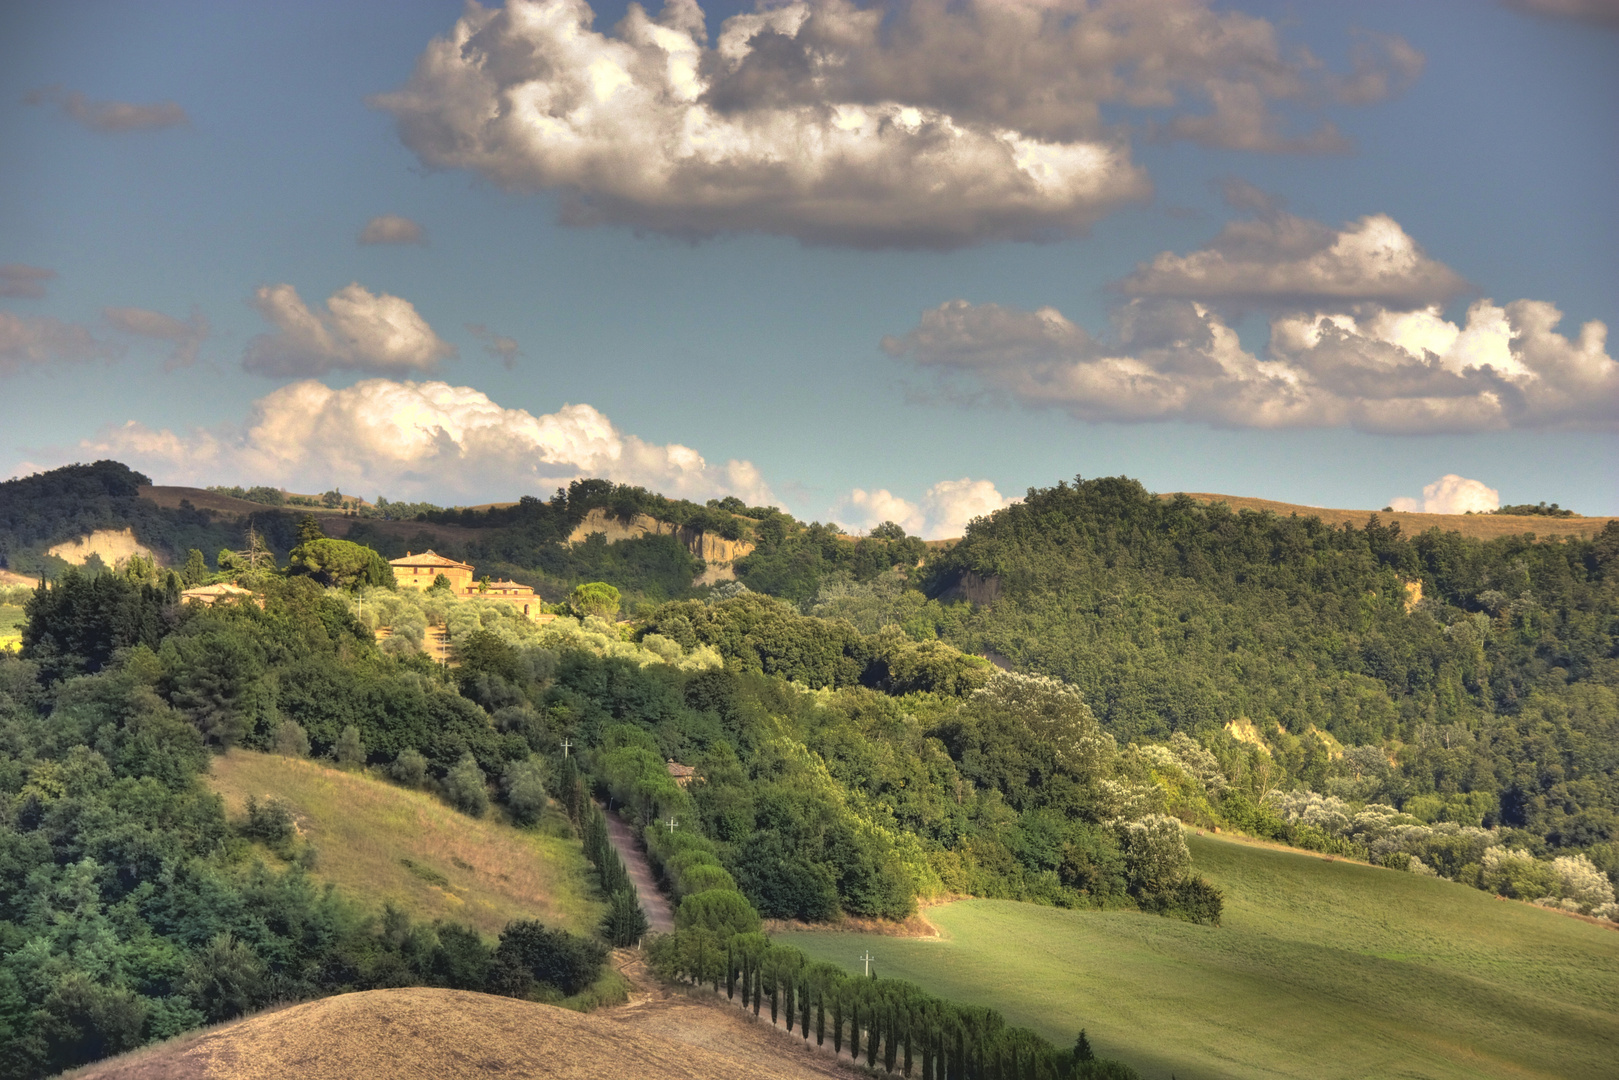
[
  {"xmin": 390, "ymin": 549, "xmax": 473, "ymax": 571},
  {"xmin": 181, "ymin": 583, "xmax": 256, "ymax": 599},
  {"xmin": 665, "ymin": 760, "xmax": 697, "ymax": 779},
  {"xmin": 481, "ymin": 580, "xmax": 536, "ymax": 595}
]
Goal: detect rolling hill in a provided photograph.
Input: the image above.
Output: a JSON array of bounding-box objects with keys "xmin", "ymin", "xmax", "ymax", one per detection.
[
  {"xmin": 63, "ymin": 986, "xmax": 854, "ymax": 1080},
  {"xmin": 777, "ymin": 831, "xmax": 1619, "ymax": 1080}
]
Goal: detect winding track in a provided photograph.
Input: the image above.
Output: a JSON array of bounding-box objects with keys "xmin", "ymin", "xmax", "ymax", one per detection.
[{"xmin": 599, "ymin": 802, "xmax": 676, "ymax": 933}]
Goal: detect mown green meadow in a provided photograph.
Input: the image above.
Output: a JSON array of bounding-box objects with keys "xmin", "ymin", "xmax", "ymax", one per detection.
[{"xmin": 777, "ymin": 834, "xmax": 1619, "ymax": 1080}]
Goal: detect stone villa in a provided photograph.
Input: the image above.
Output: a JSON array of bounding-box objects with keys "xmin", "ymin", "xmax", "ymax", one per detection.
[{"xmin": 390, "ymin": 550, "xmax": 552, "ymax": 622}]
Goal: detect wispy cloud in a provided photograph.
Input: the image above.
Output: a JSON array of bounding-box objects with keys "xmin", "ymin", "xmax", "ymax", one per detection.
[
  {"xmin": 104, "ymin": 306, "xmax": 210, "ymax": 370},
  {"xmin": 1502, "ymin": 0, "xmax": 1619, "ymax": 28},
  {"xmin": 358, "ymin": 215, "xmax": 426, "ymax": 245},
  {"xmin": 0, "ymin": 264, "xmax": 56, "ymax": 299},
  {"xmin": 466, "ymin": 324, "xmax": 523, "ymax": 369},
  {"xmin": 24, "ymin": 86, "xmax": 189, "ymax": 132},
  {"xmin": 0, "ymin": 313, "xmax": 123, "ymax": 376}
]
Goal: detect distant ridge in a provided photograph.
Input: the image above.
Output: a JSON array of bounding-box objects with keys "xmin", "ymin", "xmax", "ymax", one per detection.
[{"xmin": 1163, "ymin": 492, "xmax": 1614, "ymax": 542}]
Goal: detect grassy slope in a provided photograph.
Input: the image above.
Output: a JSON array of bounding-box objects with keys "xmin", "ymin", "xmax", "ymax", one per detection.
[
  {"xmin": 777, "ymin": 834, "xmax": 1619, "ymax": 1080},
  {"xmin": 0, "ymin": 604, "xmax": 23, "ymax": 651},
  {"xmin": 208, "ymin": 750, "xmax": 603, "ymax": 939}
]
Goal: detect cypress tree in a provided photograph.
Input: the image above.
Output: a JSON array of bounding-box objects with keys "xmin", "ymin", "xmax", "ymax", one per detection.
[
  {"xmin": 832, "ymin": 986, "xmax": 844, "ymax": 1055},
  {"xmin": 752, "ymin": 961, "xmax": 762, "ymax": 1016},
  {"xmin": 769, "ymin": 963, "xmax": 779, "ymax": 1024},
  {"xmin": 801, "ymin": 976, "xmax": 811, "ymax": 1040},
  {"xmin": 850, "ymin": 997, "xmax": 861, "ymax": 1062},
  {"xmin": 784, "ymin": 973, "xmax": 795, "ymax": 1032},
  {"xmin": 726, "ymin": 946, "xmax": 737, "ymax": 999},
  {"xmin": 816, "ymin": 981, "xmax": 826, "ymax": 1046},
  {"xmin": 867, "ymin": 1004, "xmax": 879, "ymax": 1068},
  {"xmin": 885, "ymin": 1005, "xmax": 899, "ymax": 1073}
]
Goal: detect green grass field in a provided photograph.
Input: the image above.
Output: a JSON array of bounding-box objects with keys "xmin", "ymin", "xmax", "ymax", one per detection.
[
  {"xmin": 777, "ymin": 834, "xmax": 1619, "ymax": 1080},
  {"xmin": 208, "ymin": 750, "xmax": 605, "ymax": 939}
]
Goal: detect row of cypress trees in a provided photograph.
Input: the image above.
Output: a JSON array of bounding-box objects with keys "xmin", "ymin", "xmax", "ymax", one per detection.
[
  {"xmin": 649, "ymin": 929, "xmax": 1132, "ymax": 1079},
  {"xmin": 559, "ymin": 757, "xmax": 650, "ymax": 947}
]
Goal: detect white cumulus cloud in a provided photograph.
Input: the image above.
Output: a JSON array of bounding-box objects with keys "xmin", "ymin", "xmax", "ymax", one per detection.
[
  {"xmin": 885, "ymin": 295, "xmax": 1618, "ymax": 433},
  {"xmin": 842, "ymin": 477, "xmax": 1015, "ymax": 539},
  {"xmin": 242, "ymin": 283, "xmax": 456, "ymax": 377},
  {"xmin": 81, "ymin": 377, "xmax": 774, "ymax": 507},
  {"xmin": 369, "ymin": 0, "xmax": 1417, "ymax": 246},
  {"xmin": 1389, "ymin": 475, "xmax": 1500, "ymax": 515},
  {"xmin": 1117, "ymin": 210, "xmax": 1470, "ymax": 312},
  {"xmin": 358, "ymin": 215, "xmax": 427, "ymax": 245}
]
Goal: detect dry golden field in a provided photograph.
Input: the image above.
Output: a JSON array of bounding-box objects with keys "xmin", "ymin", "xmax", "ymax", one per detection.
[{"xmin": 1166, "ymin": 492, "xmax": 1614, "ymax": 541}]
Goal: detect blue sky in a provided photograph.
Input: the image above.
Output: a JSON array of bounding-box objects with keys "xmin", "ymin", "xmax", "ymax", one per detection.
[{"xmin": 1, "ymin": 0, "xmax": 1614, "ymax": 536}]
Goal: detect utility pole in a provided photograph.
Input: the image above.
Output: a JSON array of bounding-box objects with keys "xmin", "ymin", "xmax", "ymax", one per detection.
[
  {"xmin": 666, "ymin": 816, "xmax": 678, "ymax": 834},
  {"xmin": 859, "ymin": 951, "xmax": 876, "ymax": 977},
  {"xmin": 560, "ymin": 738, "xmax": 572, "ymax": 758}
]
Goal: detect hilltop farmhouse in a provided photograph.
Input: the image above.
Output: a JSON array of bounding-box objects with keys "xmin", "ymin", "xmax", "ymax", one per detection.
[{"xmin": 390, "ymin": 550, "xmax": 551, "ymax": 621}]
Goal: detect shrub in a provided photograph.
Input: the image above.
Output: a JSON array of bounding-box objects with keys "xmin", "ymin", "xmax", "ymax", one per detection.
[
  {"xmin": 492, "ymin": 920, "xmax": 608, "ymax": 996},
  {"xmin": 390, "ymin": 748, "xmax": 429, "ymax": 789},
  {"xmin": 431, "ymin": 922, "xmax": 494, "ymax": 990},
  {"xmin": 501, "ymin": 757, "xmax": 550, "ymax": 826},
  {"xmin": 444, "ymin": 752, "xmax": 489, "ymax": 817},
  {"xmin": 1118, "ymin": 814, "xmax": 1190, "ymax": 893},
  {"xmin": 676, "ymin": 888, "xmax": 762, "ymax": 936},
  {"xmin": 182, "ymin": 933, "xmax": 266, "ymax": 1022},
  {"xmin": 272, "ymin": 719, "xmax": 310, "ymax": 758},
  {"xmin": 241, "ymin": 796, "xmax": 295, "ymax": 844},
  {"xmin": 333, "ymin": 724, "xmax": 365, "ymax": 768}
]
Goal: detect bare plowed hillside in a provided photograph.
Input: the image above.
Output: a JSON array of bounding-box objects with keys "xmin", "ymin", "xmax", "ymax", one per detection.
[
  {"xmin": 1166, "ymin": 492, "xmax": 1613, "ymax": 541},
  {"xmin": 68, "ymin": 985, "xmax": 855, "ymax": 1080}
]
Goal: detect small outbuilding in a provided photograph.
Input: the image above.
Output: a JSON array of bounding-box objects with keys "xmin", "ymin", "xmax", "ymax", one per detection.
[{"xmin": 666, "ymin": 760, "xmax": 698, "ymax": 788}]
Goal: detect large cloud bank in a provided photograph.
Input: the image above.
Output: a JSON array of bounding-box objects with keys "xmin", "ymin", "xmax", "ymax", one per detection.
[
  {"xmin": 889, "ymin": 206, "xmax": 1616, "ymax": 432},
  {"xmin": 844, "ymin": 477, "xmax": 1015, "ymax": 539},
  {"xmin": 373, "ymin": 0, "xmax": 1415, "ymax": 247},
  {"xmin": 83, "ymin": 378, "xmax": 774, "ymax": 506},
  {"xmin": 886, "ymin": 295, "xmax": 1617, "ymax": 433},
  {"xmin": 243, "ymin": 283, "xmax": 456, "ymax": 377}
]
